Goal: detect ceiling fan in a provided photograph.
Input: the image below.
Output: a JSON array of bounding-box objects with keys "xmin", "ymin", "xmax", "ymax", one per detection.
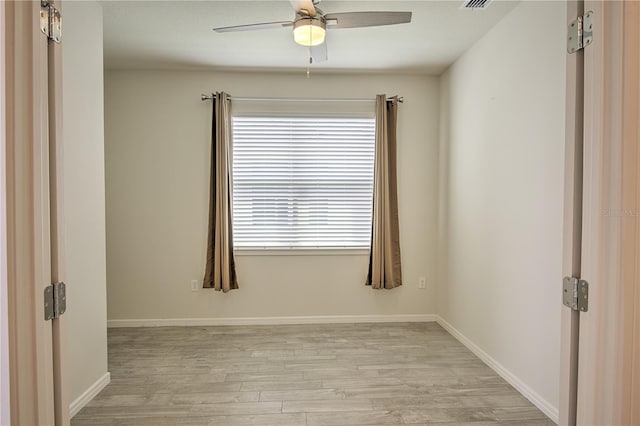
[{"xmin": 212, "ymin": 0, "xmax": 412, "ymax": 63}]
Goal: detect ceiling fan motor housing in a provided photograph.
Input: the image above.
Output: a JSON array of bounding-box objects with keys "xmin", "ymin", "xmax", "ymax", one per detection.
[{"xmin": 293, "ymin": 14, "xmax": 327, "ymax": 46}]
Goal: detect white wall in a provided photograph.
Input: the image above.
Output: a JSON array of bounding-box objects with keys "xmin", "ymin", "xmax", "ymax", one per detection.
[
  {"xmin": 62, "ymin": 1, "xmax": 109, "ymax": 408},
  {"xmin": 437, "ymin": 1, "xmax": 566, "ymax": 421},
  {"xmin": 104, "ymin": 70, "xmax": 439, "ymax": 321}
]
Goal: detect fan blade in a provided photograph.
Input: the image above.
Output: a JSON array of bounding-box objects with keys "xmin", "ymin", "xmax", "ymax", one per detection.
[
  {"xmin": 310, "ymin": 41, "xmax": 327, "ymax": 63},
  {"xmin": 213, "ymin": 21, "xmax": 293, "ymax": 33},
  {"xmin": 289, "ymin": 0, "xmax": 317, "ymax": 16},
  {"xmin": 324, "ymin": 11, "xmax": 412, "ymax": 29}
]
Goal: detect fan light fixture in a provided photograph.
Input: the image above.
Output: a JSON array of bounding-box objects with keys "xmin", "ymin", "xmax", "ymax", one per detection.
[
  {"xmin": 293, "ymin": 17, "xmax": 326, "ymax": 46},
  {"xmin": 213, "ymin": 0, "xmax": 413, "ymax": 64}
]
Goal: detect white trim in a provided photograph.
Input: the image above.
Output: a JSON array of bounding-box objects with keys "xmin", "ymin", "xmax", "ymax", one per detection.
[
  {"xmin": 435, "ymin": 316, "xmax": 559, "ymax": 424},
  {"xmin": 108, "ymin": 314, "xmax": 437, "ymax": 328},
  {"xmin": 69, "ymin": 372, "xmax": 110, "ymax": 418}
]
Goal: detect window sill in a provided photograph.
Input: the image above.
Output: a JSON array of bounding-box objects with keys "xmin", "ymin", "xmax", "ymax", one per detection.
[{"xmin": 234, "ymin": 247, "xmax": 370, "ymax": 257}]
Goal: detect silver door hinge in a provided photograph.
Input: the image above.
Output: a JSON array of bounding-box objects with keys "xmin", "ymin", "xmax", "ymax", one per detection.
[
  {"xmin": 568, "ymin": 11, "xmax": 593, "ymax": 53},
  {"xmin": 44, "ymin": 282, "xmax": 67, "ymax": 320},
  {"xmin": 40, "ymin": 1, "xmax": 62, "ymax": 43},
  {"xmin": 563, "ymin": 277, "xmax": 588, "ymax": 312}
]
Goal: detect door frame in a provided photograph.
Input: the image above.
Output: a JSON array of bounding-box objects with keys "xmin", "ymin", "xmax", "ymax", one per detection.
[
  {"xmin": 48, "ymin": 0, "xmax": 70, "ymax": 423},
  {"xmin": 0, "ymin": 0, "xmax": 11, "ymax": 423},
  {"xmin": 560, "ymin": 1, "xmax": 640, "ymax": 424},
  {"xmin": 560, "ymin": 2, "xmax": 585, "ymax": 424},
  {"xmin": 3, "ymin": 1, "xmax": 59, "ymax": 424}
]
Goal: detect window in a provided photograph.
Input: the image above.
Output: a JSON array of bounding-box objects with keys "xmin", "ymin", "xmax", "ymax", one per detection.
[{"xmin": 232, "ymin": 116, "xmax": 375, "ymax": 249}]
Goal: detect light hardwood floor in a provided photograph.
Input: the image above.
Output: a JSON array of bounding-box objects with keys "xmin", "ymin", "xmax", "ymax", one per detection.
[{"xmin": 71, "ymin": 322, "xmax": 554, "ymax": 425}]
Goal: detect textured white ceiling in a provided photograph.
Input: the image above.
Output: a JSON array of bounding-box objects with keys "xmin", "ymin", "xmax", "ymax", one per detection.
[{"xmin": 102, "ymin": 0, "xmax": 518, "ymax": 74}]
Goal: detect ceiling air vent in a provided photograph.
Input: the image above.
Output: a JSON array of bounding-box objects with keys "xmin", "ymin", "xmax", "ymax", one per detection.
[{"xmin": 462, "ymin": 0, "xmax": 493, "ymax": 9}]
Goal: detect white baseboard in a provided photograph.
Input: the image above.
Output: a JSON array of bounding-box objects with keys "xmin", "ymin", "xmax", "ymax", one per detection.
[
  {"xmin": 69, "ymin": 372, "xmax": 110, "ymax": 418},
  {"xmin": 435, "ymin": 316, "xmax": 559, "ymax": 424},
  {"xmin": 108, "ymin": 314, "xmax": 437, "ymax": 328}
]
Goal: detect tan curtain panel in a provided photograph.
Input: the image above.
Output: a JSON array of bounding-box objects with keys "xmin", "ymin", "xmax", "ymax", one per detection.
[
  {"xmin": 203, "ymin": 92, "xmax": 238, "ymax": 292},
  {"xmin": 366, "ymin": 94, "xmax": 402, "ymax": 289}
]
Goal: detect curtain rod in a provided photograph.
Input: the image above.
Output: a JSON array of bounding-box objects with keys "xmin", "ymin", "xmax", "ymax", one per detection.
[{"xmin": 200, "ymin": 94, "xmax": 404, "ymax": 103}]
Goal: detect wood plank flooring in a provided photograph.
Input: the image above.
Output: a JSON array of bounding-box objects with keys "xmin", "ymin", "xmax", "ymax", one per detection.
[{"xmin": 71, "ymin": 322, "xmax": 554, "ymax": 425}]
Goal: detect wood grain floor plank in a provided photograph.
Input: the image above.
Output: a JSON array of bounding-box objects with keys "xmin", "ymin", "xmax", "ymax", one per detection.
[
  {"xmin": 188, "ymin": 401, "xmax": 283, "ymax": 415},
  {"xmin": 203, "ymin": 413, "xmax": 308, "ymax": 425},
  {"xmin": 307, "ymin": 410, "xmax": 403, "ymax": 426},
  {"xmin": 260, "ymin": 388, "xmax": 346, "ymax": 402},
  {"xmin": 283, "ymin": 399, "xmax": 373, "ymax": 413},
  {"xmin": 171, "ymin": 391, "xmax": 260, "ymax": 404},
  {"xmin": 240, "ymin": 379, "xmax": 323, "ymax": 392}
]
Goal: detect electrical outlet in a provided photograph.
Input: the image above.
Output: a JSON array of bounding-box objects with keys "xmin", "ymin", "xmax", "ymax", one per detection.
[
  {"xmin": 191, "ymin": 280, "xmax": 199, "ymax": 291},
  {"xmin": 418, "ymin": 276, "xmax": 426, "ymax": 289}
]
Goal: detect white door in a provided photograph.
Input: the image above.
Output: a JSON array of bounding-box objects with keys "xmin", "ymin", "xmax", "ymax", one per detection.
[
  {"xmin": 3, "ymin": 0, "xmax": 69, "ymax": 424},
  {"xmin": 560, "ymin": 2, "xmax": 640, "ymax": 425}
]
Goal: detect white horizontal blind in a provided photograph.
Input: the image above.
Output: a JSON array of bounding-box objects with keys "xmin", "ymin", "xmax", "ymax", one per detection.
[{"xmin": 232, "ymin": 116, "xmax": 375, "ymax": 248}]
